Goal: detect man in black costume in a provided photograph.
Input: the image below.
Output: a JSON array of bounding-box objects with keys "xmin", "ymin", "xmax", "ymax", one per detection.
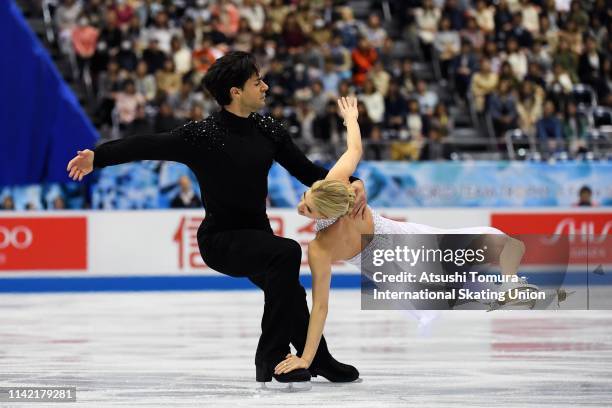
[{"xmin": 67, "ymin": 52, "xmax": 364, "ymax": 384}]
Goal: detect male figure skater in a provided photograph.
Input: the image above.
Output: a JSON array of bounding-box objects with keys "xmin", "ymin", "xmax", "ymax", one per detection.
[{"xmin": 67, "ymin": 52, "xmax": 364, "ymax": 384}]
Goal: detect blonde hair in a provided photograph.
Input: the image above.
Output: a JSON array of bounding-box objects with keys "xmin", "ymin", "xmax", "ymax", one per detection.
[{"xmin": 310, "ymin": 180, "xmax": 356, "ymax": 219}]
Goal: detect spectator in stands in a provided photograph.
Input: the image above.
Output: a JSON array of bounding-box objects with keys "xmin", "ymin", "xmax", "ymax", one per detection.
[
  {"xmin": 471, "ymin": 57, "xmax": 499, "ymax": 112},
  {"xmin": 506, "ymin": 37, "xmax": 528, "ymax": 81},
  {"xmin": 144, "ymin": 11, "xmax": 176, "ymax": 54},
  {"xmin": 356, "ymin": 101, "xmax": 375, "ymax": 140},
  {"xmin": 562, "ymin": 101, "xmax": 589, "ymax": 154},
  {"xmin": 171, "ymin": 176, "xmax": 202, "ymax": 209},
  {"xmin": 282, "ymin": 12, "xmax": 307, "ymax": 51},
  {"xmin": 170, "ymin": 81, "xmax": 198, "ymax": 119},
  {"xmin": 442, "ymin": 0, "xmax": 465, "ymax": 31},
  {"xmin": 508, "ymin": 12, "xmax": 534, "ymax": 49},
  {"xmin": 369, "ymin": 60, "xmax": 391, "ymax": 97},
  {"xmin": 536, "ymin": 100, "xmax": 563, "ymax": 152},
  {"xmin": 560, "ymin": 20, "xmax": 583, "ymax": 56},
  {"xmin": 171, "ymin": 36, "xmax": 193, "ymax": 75},
  {"xmin": 546, "ymin": 62, "xmax": 573, "ymax": 110},
  {"xmin": 328, "ymin": 34, "xmax": 353, "ymax": 80},
  {"xmin": 111, "ymin": 0, "xmax": 134, "ymax": 28},
  {"xmin": 321, "ymin": 59, "xmax": 342, "ymax": 95},
  {"xmin": 52, "ymin": 196, "xmax": 67, "ymax": 210},
  {"xmin": 313, "ymin": 100, "xmax": 344, "ymax": 144},
  {"xmin": 55, "ymin": 0, "xmax": 82, "ymax": 55},
  {"xmin": 520, "ymin": 0, "xmax": 540, "ymax": 35},
  {"xmin": 95, "ymin": 60, "xmax": 123, "ymax": 126},
  {"xmin": 415, "ymin": 0, "xmax": 441, "ymax": 60},
  {"xmin": 71, "ymin": 16, "xmax": 99, "ymax": 71},
  {"xmin": 361, "ymin": 13, "xmax": 387, "ymax": 50},
  {"xmin": 142, "ymin": 38, "xmax": 167, "ymax": 74},
  {"xmin": 134, "ymin": 61, "xmax": 156, "ymax": 102},
  {"xmin": 419, "ymin": 125, "xmax": 453, "ymax": 161},
  {"xmin": 452, "ymin": 41, "xmax": 478, "ymax": 100},
  {"xmin": 114, "ymin": 79, "xmax": 145, "ymax": 134},
  {"xmin": 415, "ymin": 79, "xmax": 439, "ymax": 117},
  {"xmin": 390, "ymin": 99, "xmax": 425, "ymax": 161},
  {"xmin": 336, "ymin": 6, "xmax": 361, "ymax": 49},
  {"xmin": 193, "ymin": 36, "xmax": 225, "ymax": 75},
  {"xmin": 434, "ymin": 17, "xmax": 461, "ymax": 80},
  {"xmin": 517, "ymin": 81, "xmax": 543, "ymax": 137},
  {"xmin": 460, "ymin": 16, "xmax": 484, "ymax": 51},
  {"xmin": 268, "ymin": 0, "xmax": 291, "ymax": 34},
  {"xmin": 239, "ymin": 0, "xmax": 265, "ymax": 33},
  {"xmin": 554, "ymin": 40, "xmax": 579, "ymax": 85},
  {"xmin": 384, "ymin": 81, "xmax": 408, "ymax": 130},
  {"xmin": 399, "ymin": 59, "xmax": 417, "ymax": 95},
  {"xmin": 406, "ymin": 98, "xmax": 427, "ymax": 140},
  {"xmin": 472, "ymin": 0, "xmax": 495, "ymax": 34},
  {"xmin": 154, "ymin": 101, "xmax": 181, "ymax": 133},
  {"xmin": 310, "ymin": 19, "xmax": 333, "ymax": 47},
  {"xmin": 116, "ymin": 39, "xmax": 138, "ymax": 72},
  {"xmin": 351, "ymin": 37, "xmax": 378, "ymax": 86},
  {"xmin": 575, "ymin": 185, "xmax": 595, "ymax": 207},
  {"xmin": 189, "ymin": 104, "xmax": 205, "ymax": 122},
  {"xmin": 489, "ymin": 79, "xmax": 519, "ymax": 137},
  {"xmin": 578, "ymin": 36, "xmax": 608, "ymax": 99},
  {"xmin": 494, "ymin": 0, "xmax": 513, "ymax": 44},
  {"xmin": 1, "ymin": 196, "xmax": 15, "ymax": 211},
  {"xmin": 430, "ymin": 103, "xmax": 453, "ymax": 138},
  {"xmin": 156, "ymin": 59, "xmax": 181, "ymax": 96},
  {"xmin": 498, "ymin": 60, "xmax": 519, "ymax": 90},
  {"xmin": 359, "ymin": 79, "xmax": 385, "ymax": 124},
  {"xmin": 525, "ymin": 61, "xmax": 547, "ymax": 89},
  {"xmin": 234, "ymin": 18, "xmax": 256, "ymax": 52}
]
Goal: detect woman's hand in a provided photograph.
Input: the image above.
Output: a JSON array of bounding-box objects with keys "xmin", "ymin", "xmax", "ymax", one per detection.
[
  {"xmin": 274, "ymin": 354, "xmax": 310, "ymax": 375},
  {"xmin": 337, "ymin": 96, "xmax": 359, "ymax": 124},
  {"xmin": 66, "ymin": 149, "xmax": 94, "ymax": 181}
]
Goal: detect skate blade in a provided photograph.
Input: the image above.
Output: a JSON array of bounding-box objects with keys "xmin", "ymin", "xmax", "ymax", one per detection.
[{"xmin": 257, "ymin": 381, "xmax": 312, "ymax": 393}]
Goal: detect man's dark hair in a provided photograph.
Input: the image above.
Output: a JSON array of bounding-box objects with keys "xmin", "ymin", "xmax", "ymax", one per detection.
[
  {"xmin": 202, "ymin": 51, "xmax": 260, "ymax": 106},
  {"xmin": 579, "ymin": 185, "xmax": 592, "ymax": 195}
]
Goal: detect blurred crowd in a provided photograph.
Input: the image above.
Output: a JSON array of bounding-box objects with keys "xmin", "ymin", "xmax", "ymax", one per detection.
[{"xmin": 42, "ymin": 0, "xmax": 611, "ymax": 162}]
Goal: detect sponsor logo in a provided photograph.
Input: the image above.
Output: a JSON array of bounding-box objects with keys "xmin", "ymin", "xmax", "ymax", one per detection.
[{"xmin": 0, "ymin": 217, "xmax": 87, "ymax": 271}]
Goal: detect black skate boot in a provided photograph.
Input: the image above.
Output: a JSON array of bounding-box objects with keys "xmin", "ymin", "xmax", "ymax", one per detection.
[{"xmin": 309, "ymin": 353, "xmax": 359, "ymax": 382}]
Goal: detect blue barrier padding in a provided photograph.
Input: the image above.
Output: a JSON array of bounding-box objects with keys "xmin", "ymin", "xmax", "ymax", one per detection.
[{"xmin": 0, "ymin": 271, "xmax": 609, "ymax": 293}]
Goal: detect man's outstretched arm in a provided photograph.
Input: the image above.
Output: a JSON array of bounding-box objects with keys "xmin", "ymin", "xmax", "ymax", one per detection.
[{"xmin": 67, "ymin": 123, "xmax": 199, "ymax": 181}]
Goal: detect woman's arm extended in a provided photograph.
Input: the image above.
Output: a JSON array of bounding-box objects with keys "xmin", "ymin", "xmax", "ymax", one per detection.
[
  {"xmin": 274, "ymin": 238, "xmax": 332, "ymax": 375},
  {"xmin": 325, "ymin": 97, "xmax": 363, "ymax": 182}
]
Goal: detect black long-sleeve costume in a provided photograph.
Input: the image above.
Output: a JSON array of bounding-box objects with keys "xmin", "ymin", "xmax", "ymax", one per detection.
[{"xmin": 94, "ymin": 108, "xmax": 357, "ymax": 373}]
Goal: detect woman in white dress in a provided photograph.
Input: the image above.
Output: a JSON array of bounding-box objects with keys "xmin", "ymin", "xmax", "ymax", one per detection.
[{"xmin": 274, "ymin": 96, "xmax": 535, "ymax": 377}]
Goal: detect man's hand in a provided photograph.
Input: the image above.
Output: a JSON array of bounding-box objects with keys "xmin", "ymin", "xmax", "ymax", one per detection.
[
  {"xmin": 350, "ymin": 179, "xmax": 367, "ymax": 219},
  {"xmin": 66, "ymin": 149, "xmax": 94, "ymax": 181}
]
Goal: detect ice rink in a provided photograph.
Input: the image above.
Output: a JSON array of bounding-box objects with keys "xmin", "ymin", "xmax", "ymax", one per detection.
[{"xmin": 2, "ymin": 289, "xmax": 612, "ymax": 407}]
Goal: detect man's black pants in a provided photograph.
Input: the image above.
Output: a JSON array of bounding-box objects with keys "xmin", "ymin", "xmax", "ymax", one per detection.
[{"xmin": 199, "ymin": 228, "xmax": 330, "ymax": 366}]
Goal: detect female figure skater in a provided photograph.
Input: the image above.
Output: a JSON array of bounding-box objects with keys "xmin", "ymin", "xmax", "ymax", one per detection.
[{"xmin": 274, "ymin": 96, "xmax": 538, "ymax": 376}]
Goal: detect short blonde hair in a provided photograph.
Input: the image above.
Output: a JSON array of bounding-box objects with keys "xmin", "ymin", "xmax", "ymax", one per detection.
[{"xmin": 310, "ymin": 180, "xmax": 356, "ymax": 219}]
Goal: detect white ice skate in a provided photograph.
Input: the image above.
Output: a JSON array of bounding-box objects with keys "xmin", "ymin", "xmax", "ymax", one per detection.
[{"xmin": 486, "ymin": 276, "xmax": 540, "ymax": 311}]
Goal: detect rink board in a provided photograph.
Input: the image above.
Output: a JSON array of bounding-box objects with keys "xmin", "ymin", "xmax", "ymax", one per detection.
[{"xmin": 0, "ymin": 208, "xmax": 610, "ymax": 292}]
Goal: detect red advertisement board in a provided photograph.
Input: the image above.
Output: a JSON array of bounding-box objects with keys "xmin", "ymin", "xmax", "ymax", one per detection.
[
  {"xmin": 491, "ymin": 213, "xmax": 611, "ymax": 265},
  {"xmin": 0, "ymin": 217, "xmax": 87, "ymax": 271}
]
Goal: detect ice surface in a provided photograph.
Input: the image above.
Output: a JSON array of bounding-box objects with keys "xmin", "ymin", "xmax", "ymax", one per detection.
[{"xmin": 1, "ymin": 290, "xmax": 611, "ymax": 407}]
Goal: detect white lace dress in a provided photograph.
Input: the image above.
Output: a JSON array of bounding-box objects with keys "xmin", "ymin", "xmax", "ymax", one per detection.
[{"xmin": 314, "ymin": 207, "xmax": 505, "ymax": 332}]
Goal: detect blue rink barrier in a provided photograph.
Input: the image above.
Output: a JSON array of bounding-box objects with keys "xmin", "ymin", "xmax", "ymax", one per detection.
[{"xmin": 0, "ymin": 271, "xmax": 610, "ymax": 293}]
